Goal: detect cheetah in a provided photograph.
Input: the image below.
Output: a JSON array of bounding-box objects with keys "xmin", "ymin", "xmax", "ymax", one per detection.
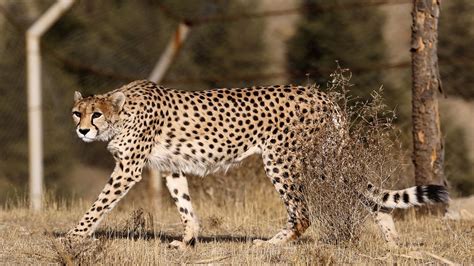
[{"xmin": 69, "ymin": 80, "xmax": 448, "ymax": 248}]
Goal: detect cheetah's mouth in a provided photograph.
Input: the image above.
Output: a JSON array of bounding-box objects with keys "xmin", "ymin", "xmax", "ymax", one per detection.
[
  {"xmin": 77, "ymin": 134, "xmax": 95, "ymax": 143},
  {"xmin": 79, "ymin": 136, "xmax": 95, "ymax": 142}
]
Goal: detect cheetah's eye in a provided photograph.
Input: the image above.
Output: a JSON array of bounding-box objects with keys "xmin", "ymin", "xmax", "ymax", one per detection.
[
  {"xmin": 72, "ymin": 111, "xmax": 81, "ymax": 118},
  {"xmin": 92, "ymin": 112, "xmax": 102, "ymax": 119}
]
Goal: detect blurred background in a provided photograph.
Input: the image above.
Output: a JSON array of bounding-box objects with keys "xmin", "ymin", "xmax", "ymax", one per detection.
[{"xmin": 0, "ymin": 0, "xmax": 472, "ymax": 205}]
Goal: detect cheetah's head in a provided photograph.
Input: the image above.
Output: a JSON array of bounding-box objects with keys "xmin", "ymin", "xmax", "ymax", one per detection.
[{"xmin": 72, "ymin": 91, "xmax": 126, "ymax": 142}]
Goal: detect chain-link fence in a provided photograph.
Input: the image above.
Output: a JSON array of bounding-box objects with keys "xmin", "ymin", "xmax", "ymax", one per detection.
[{"xmin": 0, "ymin": 0, "xmax": 472, "ymax": 205}]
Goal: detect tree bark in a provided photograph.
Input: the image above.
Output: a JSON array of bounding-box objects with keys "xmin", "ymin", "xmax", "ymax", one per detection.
[{"xmin": 411, "ymin": 0, "xmax": 446, "ymax": 187}]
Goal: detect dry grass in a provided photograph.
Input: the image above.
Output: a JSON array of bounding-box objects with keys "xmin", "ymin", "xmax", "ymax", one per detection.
[{"xmin": 0, "ymin": 188, "xmax": 473, "ymax": 264}]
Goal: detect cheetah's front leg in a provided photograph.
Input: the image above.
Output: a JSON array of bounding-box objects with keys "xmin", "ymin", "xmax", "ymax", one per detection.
[
  {"xmin": 165, "ymin": 172, "xmax": 200, "ymax": 249},
  {"xmin": 67, "ymin": 159, "xmax": 144, "ymax": 238}
]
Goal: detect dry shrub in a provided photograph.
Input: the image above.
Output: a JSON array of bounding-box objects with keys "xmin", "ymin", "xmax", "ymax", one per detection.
[
  {"xmin": 205, "ymin": 214, "xmax": 224, "ymax": 229},
  {"xmin": 49, "ymin": 208, "xmax": 153, "ymax": 265},
  {"xmin": 295, "ymin": 67, "xmax": 402, "ymax": 244},
  {"xmin": 50, "ymin": 237, "xmax": 109, "ymax": 265},
  {"xmin": 123, "ymin": 208, "xmax": 154, "ymax": 238}
]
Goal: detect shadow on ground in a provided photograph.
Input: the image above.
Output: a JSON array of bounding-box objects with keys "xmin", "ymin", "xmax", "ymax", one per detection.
[{"xmin": 51, "ymin": 230, "xmax": 268, "ymax": 244}]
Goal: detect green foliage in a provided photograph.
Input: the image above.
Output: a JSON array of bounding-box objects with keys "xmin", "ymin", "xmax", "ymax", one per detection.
[
  {"xmin": 443, "ymin": 119, "xmax": 474, "ymax": 196},
  {"xmin": 168, "ymin": 1, "xmax": 268, "ymax": 89},
  {"xmin": 438, "ymin": 0, "xmax": 474, "ymax": 195},
  {"xmin": 439, "ymin": 0, "xmax": 474, "ymax": 99},
  {"xmin": 287, "ymin": 0, "xmax": 385, "ymax": 99},
  {"xmin": 0, "ymin": 24, "xmax": 29, "ymax": 188}
]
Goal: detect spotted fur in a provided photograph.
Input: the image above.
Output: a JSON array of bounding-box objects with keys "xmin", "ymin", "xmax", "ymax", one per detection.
[{"xmin": 68, "ymin": 80, "xmax": 449, "ymax": 248}]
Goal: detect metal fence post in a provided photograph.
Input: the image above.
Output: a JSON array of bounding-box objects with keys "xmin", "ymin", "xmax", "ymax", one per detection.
[
  {"xmin": 148, "ymin": 22, "xmax": 190, "ymax": 207},
  {"xmin": 26, "ymin": 0, "xmax": 74, "ymax": 211}
]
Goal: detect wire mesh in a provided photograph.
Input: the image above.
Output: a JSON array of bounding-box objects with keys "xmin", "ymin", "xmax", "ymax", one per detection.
[{"xmin": 0, "ymin": 0, "xmax": 472, "ymax": 203}]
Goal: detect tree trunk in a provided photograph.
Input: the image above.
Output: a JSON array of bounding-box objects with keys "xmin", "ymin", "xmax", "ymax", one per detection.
[{"xmin": 411, "ymin": 0, "xmax": 446, "ymax": 187}]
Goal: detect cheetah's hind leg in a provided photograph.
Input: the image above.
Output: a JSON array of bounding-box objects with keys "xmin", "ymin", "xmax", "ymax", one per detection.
[
  {"xmin": 374, "ymin": 211, "xmax": 399, "ymax": 248},
  {"xmin": 253, "ymin": 149, "xmax": 311, "ymax": 246}
]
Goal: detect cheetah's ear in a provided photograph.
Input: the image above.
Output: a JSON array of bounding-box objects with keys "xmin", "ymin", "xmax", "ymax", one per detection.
[
  {"xmin": 110, "ymin": 92, "xmax": 126, "ymax": 111},
  {"xmin": 74, "ymin": 91, "xmax": 83, "ymax": 102}
]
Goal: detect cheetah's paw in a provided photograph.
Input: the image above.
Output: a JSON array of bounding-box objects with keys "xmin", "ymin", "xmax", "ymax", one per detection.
[
  {"xmin": 168, "ymin": 240, "xmax": 192, "ymax": 250},
  {"xmin": 253, "ymin": 239, "xmax": 272, "ymax": 247}
]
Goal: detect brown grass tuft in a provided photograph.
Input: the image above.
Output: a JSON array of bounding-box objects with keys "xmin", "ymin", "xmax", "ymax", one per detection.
[
  {"xmin": 123, "ymin": 208, "xmax": 153, "ymax": 238},
  {"xmin": 295, "ymin": 66, "xmax": 402, "ymax": 244},
  {"xmin": 50, "ymin": 237, "xmax": 110, "ymax": 265},
  {"xmin": 206, "ymin": 214, "xmax": 224, "ymax": 229}
]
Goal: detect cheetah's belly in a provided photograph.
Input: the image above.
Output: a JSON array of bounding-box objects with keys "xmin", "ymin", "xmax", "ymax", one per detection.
[{"xmin": 147, "ymin": 143, "xmax": 261, "ymax": 177}]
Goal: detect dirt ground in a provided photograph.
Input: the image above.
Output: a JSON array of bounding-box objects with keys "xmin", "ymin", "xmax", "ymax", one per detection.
[{"xmin": 0, "ymin": 187, "xmax": 472, "ymax": 264}]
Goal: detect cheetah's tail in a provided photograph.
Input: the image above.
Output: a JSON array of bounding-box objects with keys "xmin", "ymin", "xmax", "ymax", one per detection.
[{"xmin": 365, "ymin": 182, "xmax": 449, "ymax": 209}]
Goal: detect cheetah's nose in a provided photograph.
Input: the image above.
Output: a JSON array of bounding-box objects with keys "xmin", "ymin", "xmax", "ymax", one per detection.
[{"xmin": 78, "ymin": 128, "xmax": 90, "ymax": 135}]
